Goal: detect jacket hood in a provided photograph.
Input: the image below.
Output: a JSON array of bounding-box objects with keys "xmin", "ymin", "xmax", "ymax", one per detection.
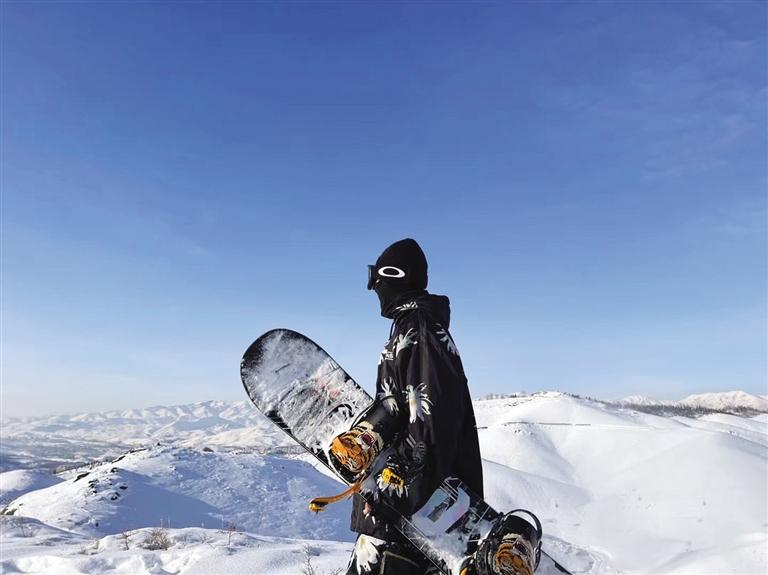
[{"xmin": 392, "ymin": 292, "xmax": 451, "ymax": 328}]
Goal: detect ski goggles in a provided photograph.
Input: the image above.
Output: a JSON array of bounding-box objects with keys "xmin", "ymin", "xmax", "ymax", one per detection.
[{"xmin": 367, "ymin": 264, "xmax": 407, "ymax": 290}]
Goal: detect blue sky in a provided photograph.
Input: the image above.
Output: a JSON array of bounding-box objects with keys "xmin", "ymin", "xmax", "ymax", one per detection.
[{"xmin": 2, "ymin": 2, "xmax": 766, "ymax": 416}]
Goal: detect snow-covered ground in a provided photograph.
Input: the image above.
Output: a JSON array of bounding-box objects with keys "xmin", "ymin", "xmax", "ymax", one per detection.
[
  {"xmin": 1, "ymin": 392, "xmax": 766, "ymax": 574},
  {"xmin": 0, "ymin": 520, "xmax": 352, "ymax": 575},
  {"xmin": 2, "ymin": 447, "xmax": 351, "ymax": 542}
]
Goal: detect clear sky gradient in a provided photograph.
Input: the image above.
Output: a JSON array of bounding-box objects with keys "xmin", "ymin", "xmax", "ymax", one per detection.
[{"xmin": 2, "ymin": 2, "xmax": 766, "ymax": 416}]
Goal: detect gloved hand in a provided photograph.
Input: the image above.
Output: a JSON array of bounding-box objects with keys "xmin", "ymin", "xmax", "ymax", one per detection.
[
  {"xmin": 329, "ymin": 423, "xmax": 382, "ymax": 480},
  {"xmin": 375, "ymin": 458, "xmax": 408, "ymax": 501},
  {"xmin": 368, "ymin": 455, "xmax": 410, "ymax": 522}
]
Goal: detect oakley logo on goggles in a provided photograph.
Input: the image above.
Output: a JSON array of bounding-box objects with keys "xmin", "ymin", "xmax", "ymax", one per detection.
[{"xmin": 367, "ymin": 265, "xmax": 406, "ymax": 290}]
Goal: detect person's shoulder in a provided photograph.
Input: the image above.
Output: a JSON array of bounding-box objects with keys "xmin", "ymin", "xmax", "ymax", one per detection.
[
  {"xmin": 395, "ymin": 308, "xmax": 444, "ymax": 341},
  {"xmin": 392, "ymin": 315, "xmax": 420, "ymax": 340}
]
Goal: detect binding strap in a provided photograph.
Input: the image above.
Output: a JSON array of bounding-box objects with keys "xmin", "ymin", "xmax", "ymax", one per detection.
[{"xmin": 309, "ymin": 481, "xmax": 362, "ymax": 513}]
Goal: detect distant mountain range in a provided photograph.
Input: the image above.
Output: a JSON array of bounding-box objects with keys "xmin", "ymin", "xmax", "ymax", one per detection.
[
  {"xmin": 2, "ymin": 391, "xmax": 764, "ymax": 472},
  {"xmin": 0, "ymin": 400, "xmax": 294, "ymax": 473},
  {"xmin": 617, "ymin": 390, "xmax": 768, "ymax": 413}
]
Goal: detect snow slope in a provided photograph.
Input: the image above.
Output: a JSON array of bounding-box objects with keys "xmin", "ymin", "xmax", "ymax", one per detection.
[
  {"xmin": 473, "ymin": 393, "xmax": 767, "ymax": 574},
  {"xmin": 2, "ymin": 393, "xmax": 766, "ymax": 574},
  {"xmin": 3, "ymin": 446, "xmax": 352, "ymax": 542},
  {"xmin": 0, "ymin": 470, "xmax": 63, "ymax": 506}
]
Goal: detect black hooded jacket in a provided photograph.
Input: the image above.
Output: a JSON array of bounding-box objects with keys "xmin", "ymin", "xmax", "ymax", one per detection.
[{"xmin": 350, "ymin": 292, "xmax": 483, "ymax": 540}]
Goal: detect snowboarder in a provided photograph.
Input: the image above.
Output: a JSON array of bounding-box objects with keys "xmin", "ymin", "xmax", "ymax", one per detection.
[{"xmin": 329, "ymin": 239, "xmax": 538, "ymax": 575}]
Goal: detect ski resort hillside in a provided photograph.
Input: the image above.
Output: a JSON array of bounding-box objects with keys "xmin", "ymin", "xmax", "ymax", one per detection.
[{"xmin": 1, "ymin": 392, "xmax": 766, "ymax": 574}]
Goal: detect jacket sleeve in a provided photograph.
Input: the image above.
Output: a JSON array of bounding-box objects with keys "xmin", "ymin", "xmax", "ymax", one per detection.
[{"xmin": 379, "ymin": 318, "xmax": 465, "ymax": 515}]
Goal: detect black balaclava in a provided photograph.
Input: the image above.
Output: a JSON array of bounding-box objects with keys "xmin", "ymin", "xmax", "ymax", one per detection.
[{"xmin": 369, "ymin": 238, "xmax": 428, "ymax": 318}]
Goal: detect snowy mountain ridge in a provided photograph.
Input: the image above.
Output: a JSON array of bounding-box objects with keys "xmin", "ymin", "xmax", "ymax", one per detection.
[
  {"xmin": 3, "ymin": 389, "xmax": 764, "ymax": 429},
  {"xmin": 3, "ymin": 390, "xmax": 765, "ymax": 473},
  {"xmin": 678, "ymin": 390, "xmax": 768, "ymax": 411},
  {"xmin": 0, "ymin": 399, "xmax": 259, "ymax": 431},
  {"xmin": 0, "ymin": 400, "xmax": 293, "ymax": 472},
  {"xmin": 616, "ymin": 394, "xmax": 672, "ymax": 406},
  {"xmin": 1, "ymin": 392, "xmax": 766, "ymax": 574},
  {"xmin": 617, "ymin": 389, "xmax": 767, "ymax": 412}
]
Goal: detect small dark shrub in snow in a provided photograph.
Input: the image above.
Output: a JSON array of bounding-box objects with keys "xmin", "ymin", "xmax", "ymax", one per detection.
[
  {"xmin": 563, "ymin": 392, "xmax": 604, "ymax": 404},
  {"xmin": 7, "ymin": 516, "xmax": 37, "ymax": 537},
  {"xmin": 477, "ymin": 393, "xmax": 526, "ymax": 400},
  {"xmin": 119, "ymin": 531, "xmax": 131, "ymax": 550},
  {"xmin": 143, "ymin": 527, "xmax": 171, "ymax": 550},
  {"xmin": 300, "ymin": 544, "xmax": 343, "ymax": 575},
  {"xmin": 224, "ymin": 522, "xmax": 238, "ymax": 546}
]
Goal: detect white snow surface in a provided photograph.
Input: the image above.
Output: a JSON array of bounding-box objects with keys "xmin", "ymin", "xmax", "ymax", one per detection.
[
  {"xmin": 0, "ymin": 519, "xmax": 353, "ymax": 575},
  {"xmin": 0, "ymin": 470, "xmax": 63, "ymax": 506},
  {"xmin": 1, "ymin": 393, "xmax": 766, "ymax": 574},
  {"xmin": 3, "ymin": 446, "xmax": 352, "ymax": 542}
]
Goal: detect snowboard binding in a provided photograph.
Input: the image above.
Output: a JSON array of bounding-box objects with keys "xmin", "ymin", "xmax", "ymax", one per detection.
[{"xmin": 460, "ymin": 509, "xmax": 542, "ymax": 575}]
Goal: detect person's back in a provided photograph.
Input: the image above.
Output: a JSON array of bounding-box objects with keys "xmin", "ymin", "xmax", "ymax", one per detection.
[{"xmin": 412, "ymin": 293, "xmax": 483, "ymax": 501}]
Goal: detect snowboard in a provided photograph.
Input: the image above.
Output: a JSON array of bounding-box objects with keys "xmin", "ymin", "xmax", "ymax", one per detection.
[{"xmin": 240, "ymin": 328, "xmax": 571, "ymax": 575}]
